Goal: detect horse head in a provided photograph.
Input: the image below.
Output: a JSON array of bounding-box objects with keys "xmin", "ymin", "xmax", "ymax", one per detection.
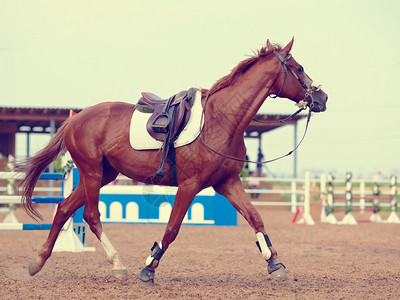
[{"xmin": 267, "ymin": 38, "xmax": 328, "ymax": 113}]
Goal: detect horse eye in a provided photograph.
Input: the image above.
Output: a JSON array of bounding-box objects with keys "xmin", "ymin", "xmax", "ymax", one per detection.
[{"xmin": 298, "ymin": 66, "xmax": 304, "ymax": 73}]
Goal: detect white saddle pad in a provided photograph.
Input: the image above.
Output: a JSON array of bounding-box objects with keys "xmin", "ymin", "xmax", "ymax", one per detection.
[{"xmin": 130, "ymin": 90, "xmax": 204, "ymax": 150}]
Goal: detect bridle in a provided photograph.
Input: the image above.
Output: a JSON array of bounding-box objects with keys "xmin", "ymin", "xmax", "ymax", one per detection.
[
  {"xmin": 254, "ymin": 50, "xmax": 321, "ymax": 124},
  {"xmin": 270, "ymin": 51, "xmax": 317, "ymax": 110},
  {"xmin": 198, "ymin": 50, "xmax": 320, "ymax": 165}
]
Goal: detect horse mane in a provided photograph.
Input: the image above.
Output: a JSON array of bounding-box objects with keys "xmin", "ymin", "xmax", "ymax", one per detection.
[{"xmin": 201, "ymin": 43, "xmax": 283, "ymax": 98}]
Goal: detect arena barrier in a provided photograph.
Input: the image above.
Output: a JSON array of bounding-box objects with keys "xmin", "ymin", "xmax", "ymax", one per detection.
[
  {"xmin": 244, "ymin": 171, "xmax": 314, "ymax": 225},
  {"xmin": 320, "ymin": 172, "xmax": 400, "ymax": 225},
  {"xmin": 72, "ymin": 170, "xmax": 237, "ymax": 226},
  {"xmin": 1, "ymin": 160, "xmax": 315, "ymax": 229},
  {"xmin": 0, "ymin": 167, "xmax": 95, "ymax": 252}
]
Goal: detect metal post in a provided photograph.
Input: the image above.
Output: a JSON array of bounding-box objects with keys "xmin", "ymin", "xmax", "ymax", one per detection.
[
  {"xmin": 293, "ymin": 122, "xmax": 298, "ymax": 178},
  {"xmin": 48, "ymin": 119, "xmax": 56, "ymax": 198},
  {"xmin": 26, "ymin": 132, "xmax": 30, "ymax": 157},
  {"xmin": 292, "ymin": 122, "xmax": 298, "ymax": 212},
  {"xmin": 291, "ymin": 180, "xmax": 297, "ymax": 213},
  {"xmin": 257, "ymin": 134, "xmax": 263, "ymax": 177},
  {"xmin": 49, "ymin": 119, "xmax": 56, "ymax": 173}
]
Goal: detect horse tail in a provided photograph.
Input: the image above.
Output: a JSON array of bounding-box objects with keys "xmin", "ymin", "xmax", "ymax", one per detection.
[{"xmin": 16, "ymin": 119, "xmax": 70, "ymax": 221}]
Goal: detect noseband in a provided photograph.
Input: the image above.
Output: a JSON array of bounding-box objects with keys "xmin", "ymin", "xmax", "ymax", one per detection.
[{"xmin": 270, "ymin": 51, "xmax": 318, "ymax": 110}]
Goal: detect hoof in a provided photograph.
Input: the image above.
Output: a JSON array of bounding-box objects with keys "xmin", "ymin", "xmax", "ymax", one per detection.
[
  {"xmin": 137, "ymin": 278, "xmax": 155, "ymax": 287},
  {"xmin": 112, "ymin": 268, "xmax": 129, "ymax": 281},
  {"xmin": 137, "ymin": 267, "xmax": 155, "ymax": 287},
  {"xmin": 270, "ymin": 265, "xmax": 288, "ymax": 279},
  {"xmin": 28, "ymin": 260, "xmax": 41, "ymax": 276},
  {"xmin": 268, "ymin": 257, "xmax": 288, "ymax": 279}
]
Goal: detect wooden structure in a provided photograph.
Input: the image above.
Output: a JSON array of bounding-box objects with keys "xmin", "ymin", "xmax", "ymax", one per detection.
[
  {"xmin": 0, "ymin": 107, "xmax": 82, "ymax": 158},
  {"xmin": 244, "ymin": 114, "xmax": 304, "ymax": 137}
]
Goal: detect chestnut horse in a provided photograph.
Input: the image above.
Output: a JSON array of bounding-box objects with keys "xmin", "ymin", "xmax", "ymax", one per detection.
[{"xmin": 17, "ymin": 38, "xmax": 327, "ymax": 285}]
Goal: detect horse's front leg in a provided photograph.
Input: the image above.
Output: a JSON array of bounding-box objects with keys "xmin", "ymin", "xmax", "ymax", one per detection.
[
  {"xmin": 214, "ymin": 175, "xmax": 288, "ymax": 279},
  {"xmin": 137, "ymin": 185, "xmax": 197, "ymax": 287}
]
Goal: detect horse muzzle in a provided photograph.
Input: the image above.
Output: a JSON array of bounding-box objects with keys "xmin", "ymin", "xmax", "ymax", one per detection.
[{"xmin": 310, "ymin": 89, "xmax": 328, "ymax": 113}]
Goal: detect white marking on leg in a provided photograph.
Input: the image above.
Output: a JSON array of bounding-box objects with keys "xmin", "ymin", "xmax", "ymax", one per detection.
[
  {"xmin": 256, "ymin": 232, "xmax": 272, "ymax": 260},
  {"xmin": 100, "ymin": 232, "xmax": 125, "ymax": 270}
]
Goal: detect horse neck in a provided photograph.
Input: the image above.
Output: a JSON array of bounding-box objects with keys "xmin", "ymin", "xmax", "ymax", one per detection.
[{"xmin": 207, "ymin": 60, "xmax": 281, "ymax": 137}]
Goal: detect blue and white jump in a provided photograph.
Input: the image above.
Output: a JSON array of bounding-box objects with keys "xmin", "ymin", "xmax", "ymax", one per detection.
[
  {"xmin": 0, "ymin": 169, "xmax": 94, "ymax": 252},
  {"xmin": 0, "ymin": 172, "xmax": 64, "ymax": 230},
  {"xmin": 71, "ymin": 169, "xmax": 237, "ymax": 226},
  {"xmin": 1, "ymin": 168, "xmax": 237, "ymax": 234}
]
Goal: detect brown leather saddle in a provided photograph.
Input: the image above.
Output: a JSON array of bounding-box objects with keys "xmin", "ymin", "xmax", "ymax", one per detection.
[
  {"xmin": 137, "ymin": 90, "xmax": 193, "ymax": 185},
  {"xmin": 137, "ymin": 90, "xmax": 191, "ymax": 142}
]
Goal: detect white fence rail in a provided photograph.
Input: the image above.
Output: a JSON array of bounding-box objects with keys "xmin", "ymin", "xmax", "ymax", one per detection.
[{"xmin": 2, "ymin": 157, "xmax": 398, "ymax": 226}]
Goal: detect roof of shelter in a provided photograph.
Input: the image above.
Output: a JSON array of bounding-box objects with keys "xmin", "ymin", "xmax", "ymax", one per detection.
[
  {"xmin": 0, "ymin": 106, "xmax": 82, "ymax": 134},
  {"xmin": 0, "ymin": 106, "xmax": 306, "ymax": 135},
  {"xmin": 244, "ymin": 114, "xmax": 306, "ymax": 137}
]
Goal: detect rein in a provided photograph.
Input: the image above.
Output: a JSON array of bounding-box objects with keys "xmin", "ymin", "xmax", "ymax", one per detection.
[
  {"xmin": 199, "ymin": 104, "xmax": 311, "ymax": 165},
  {"xmin": 198, "ymin": 50, "xmax": 315, "ymax": 165},
  {"xmin": 253, "ymin": 106, "xmax": 306, "ymax": 124}
]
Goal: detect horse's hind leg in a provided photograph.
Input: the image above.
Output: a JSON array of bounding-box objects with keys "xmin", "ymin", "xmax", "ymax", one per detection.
[
  {"xmin": 213, "ymin": 175, "xmax": 288, "ymax": 279},
  {"xmin": 79, "ymin": 164, "xmax": 128, "ymax": 280},
  {"xmin": 29, "ymin": 182, "xmax": 86, "ymax": 276}
]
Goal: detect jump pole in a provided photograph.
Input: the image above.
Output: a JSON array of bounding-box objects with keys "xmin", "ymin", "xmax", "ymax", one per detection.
[
  {"xmin": 320, "ymin": 173, "xmax": 338, "ymax": 224},
  {"xmin": 291, "ymin": 171, "xmax": 314, "ymax": 225},
  {"xmin": 386, "ymin": 175, "xmax": 400, "ymax": 223},
  {"xmin": 368, "ymin": 176, "xmax": 383, "ymax": 223},
  {"xmin": 337, "ymin": 172, "xmax": 358, "ymax": 225},
  {"xmin": 3, "ymin": 156, "xmax": 19, "ymax": 223},
  {"xmin": 0, "ymin": 168, "xmax": 95, "ymax": 252},
  {"xmin": 320, "ymin": 173, "xmax": 400, "ymax": 225}
]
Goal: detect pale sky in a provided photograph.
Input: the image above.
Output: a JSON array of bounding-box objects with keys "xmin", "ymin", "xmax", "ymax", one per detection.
[{"xmin": 1, "ymin": 0, "xmax": 399, "ymax": 178}]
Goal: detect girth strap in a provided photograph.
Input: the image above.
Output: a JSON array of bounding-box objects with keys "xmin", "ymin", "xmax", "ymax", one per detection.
[{"xmin": 153, "ymin": 134, "xmax": 178, "ymax": 186}]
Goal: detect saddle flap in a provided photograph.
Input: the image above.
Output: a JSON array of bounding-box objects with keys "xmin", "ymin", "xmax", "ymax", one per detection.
[{"xmin": 172, "ymin": 101, "xmax": 191, "ymax": 135}]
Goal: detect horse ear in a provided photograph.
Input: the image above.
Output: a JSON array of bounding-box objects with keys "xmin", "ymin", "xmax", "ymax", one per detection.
[
  {"xmin": 282, "ymin": 37, "xmax": 294, "ymax": 56},
  {"xmin": 266, "ymin": 39, "xmax": 275, "ymax": 52}
]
